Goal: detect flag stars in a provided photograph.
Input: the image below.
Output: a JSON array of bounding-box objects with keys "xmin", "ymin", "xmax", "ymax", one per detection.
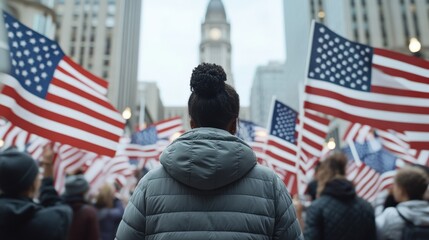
[
  {"xmin": 36, "ymin": 85, "xmax": 43, "ymax": 92},
  {"xmin": 41, "ymin": 72, "xmax": 48, "ymax": 79},
  {"xmin": 26, "ymin": 30, "xmax": 32, "ymax": 36},
  {"xmin": 29, "ymin": 38, "xmax": 36, "ymax": 44},
  {"xmin": 13, "ymin": 22, "xmax": 19, "ymax": 28},
  {"xmin": 34, "ymin": 47, "xmax": 40, "ymax": 53},
  {"xmin": 25, "ymin": 79, "xmax": 31, "ymax": 86},
  {"xmin": 28, "ymin": 58, "xmax": 34, "ymax": 65},
  {"xmin": 20, "ymin": 40, "xmax": 26, "ymax": 47},
  {"xmin": 43, "ymin": 46, "xmax": 49, "ymax": 52},
  {"xmin": 22, "ymin": 70, "xmax": 28, "ymax": 77},
  {"xmin": 18, "ymin": 61, "xmax": 24, "ymax": 67},
  {"xmin": 23, "ymin": 49, "xmax": 30, "ymax": 56},
  {"xmin": 30, "ymin": 67, "xmax": 37, "ymax": 73},
  {"xmin": 16, "ymin": 51, "xmax": 22, "ymax": 57},
  {"xmin": 40, "ymin": 63, "xmax": 45, "ymax": 69},
  {"xmin": 35, "ymin": 76, "xmax": 40, "ymax": 82}
]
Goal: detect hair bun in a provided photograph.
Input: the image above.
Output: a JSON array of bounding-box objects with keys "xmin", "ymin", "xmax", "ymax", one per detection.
[{"xmin": 190, "ymin": 63, "xmax": 226, "ymax": 98}]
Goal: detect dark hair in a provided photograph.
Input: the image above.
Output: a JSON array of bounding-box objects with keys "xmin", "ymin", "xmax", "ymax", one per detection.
[
  {"xmin": 317, "ymin": 152, "xmax": 348, "ymax": 195},
  {"xmin": 395, "ymin": 166, "xmax": 429, "ymax": 200},
  {"xmin": 188, "ymin": 63, "xmax": 239, "ymax": 129}
]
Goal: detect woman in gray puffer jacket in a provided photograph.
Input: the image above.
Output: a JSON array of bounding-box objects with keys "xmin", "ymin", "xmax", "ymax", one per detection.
[{"xmin": 115, "ymin": 63, "xmax": 303, "ymax": 240}]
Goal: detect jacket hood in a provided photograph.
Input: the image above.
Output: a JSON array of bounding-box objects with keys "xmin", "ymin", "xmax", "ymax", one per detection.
[
  {"xmin": 160, "ymin": 127, "xmax": 257, "ymax": 190},
  {"xmin": 321, "ymin": 178, "xmax": 356, "ymax": 201},
  {"xmin": 397, "ymin": 200, "xmax": 429, "ymax": 226},
  {"xmin": 0, "ymin": 196, "xmax": 40, "ymax": 229}
]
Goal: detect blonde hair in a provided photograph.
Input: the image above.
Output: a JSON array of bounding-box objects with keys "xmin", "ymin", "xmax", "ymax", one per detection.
[
  {"xmin": 316, "ymin": 152, "xmax": 348, "ymax": 196},
  {"xmin": 95, "ymin": 183, "xmax": 115, "ymax": 209}
]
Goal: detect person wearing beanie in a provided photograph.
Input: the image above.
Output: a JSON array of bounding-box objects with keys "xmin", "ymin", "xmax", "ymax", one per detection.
[
  {"xmin": 63, "ymin": 174, "xmax": 100, "ymax": 240},
  {"xmin": 0, "ymin": 145, "xmax": 72, "ymax": 240}
]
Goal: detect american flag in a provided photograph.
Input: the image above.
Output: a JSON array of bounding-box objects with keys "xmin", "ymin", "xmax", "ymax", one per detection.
[
  {"xmin": 296, "ymin": 110, "xmax": 330, "ymax": 194},
  {"xmin": 132, "ymin": 116, "xmax": 184, "ymax": 145},
  {"xmin": 343, "ymin": 140, "xmax": 398, "ymax": 202},
  {"xmin": 130, "ymin": 117, "xmax": 184, "ymax": 169},
  {"xmin": 0, "ymin": 118, "xmax": 44, "ymax": 151},
  {"xmin": 264, "ymin": 100, "xmax": 299, "ymax": 194},
  {"xmin": 83, "ymin": 155, "xmax": 134, "ymax": 195},
  {"xmin": 344, "ymin": 122, "xmax": 429, "ymax": 166},
  {"xmin": 304, "ymin": 22, "xmax": 429, "ymax": 150},
  {"xmin": 1, "ymin": 12, "xmax": 124, "ymax": 157},
  {"xmin": 236, "ymin": 120, "xmax": 267, "ymax": 163},
  {"xmin": 0, "ymin": 120, "xmax": 100, "ymax": 193}
]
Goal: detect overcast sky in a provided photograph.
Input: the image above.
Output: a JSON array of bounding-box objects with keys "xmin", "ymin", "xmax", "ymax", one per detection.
[{"xmin": 138, "ymin": 0, "xmax": 285, "ymax": 106}]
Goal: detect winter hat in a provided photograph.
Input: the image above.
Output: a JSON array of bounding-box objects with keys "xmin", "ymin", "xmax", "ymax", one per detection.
[
  {"xmin": 63, "ymin": 175, "xmax": 89, "ymax": 197},
  {"xmin": 0, "ymin": 150, "xmax": 39, "ymax": 194}
]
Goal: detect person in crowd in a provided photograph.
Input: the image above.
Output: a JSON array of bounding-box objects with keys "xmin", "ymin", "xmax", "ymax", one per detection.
[
  {"xmin": 116, "ymin": 63, "xmax": 303, "ymax": 240},
  {"xmin": 303, "ymin": 152, "xmax": 376, "ymax": 240},
  {"xmin": 376, "ymin": 166, "xmax": 429, "ymax": 240},
  {"xmin": 95, "ymin": 183, "xmax": 124, "ymax": 240},
  {"xmin": 306, "ymin": 161, "xmax": 321, "ymax": 201},
  {"xmin": 63, "ymin": 174, "xmax": 100, "ymax": 240},
  {"xmin": 0, "ymin": 146, "xmax": 72, "ymax": 240}
]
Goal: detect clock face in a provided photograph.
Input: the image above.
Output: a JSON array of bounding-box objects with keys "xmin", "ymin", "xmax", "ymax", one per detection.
[{"xmin": 209, "ymin": 28, "xmax": 222, "ymax": 40}]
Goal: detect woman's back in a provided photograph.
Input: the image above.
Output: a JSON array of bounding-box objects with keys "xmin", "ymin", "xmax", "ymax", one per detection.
[
  {"xmin": 304, "ymin": 179, "xmax": 376, "ymax": 240},
  {"xmin": 116, "ymin": 128, "xmax": 303, "ymax": 240}
]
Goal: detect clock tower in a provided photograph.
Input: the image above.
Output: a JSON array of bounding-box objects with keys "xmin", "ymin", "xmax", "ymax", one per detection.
[{"xmin": 200, "ymin": 0, "xmax": 234, "ymax": 86}]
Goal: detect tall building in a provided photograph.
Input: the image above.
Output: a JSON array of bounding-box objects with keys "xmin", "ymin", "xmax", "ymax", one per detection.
[
  {"xmin": 0, "ymin": 0, "xmax": 57, "ymax": 73},
  {"xmin": 200, "ymin": 0, "xmax": 234, "ymax": 86},
  {"xmin": 309, "ymin": 0, "xmax": 429, "ymax": 58},
  {"xmin": 250, "ymin": 61, "xmax": 288, "ymax": 127},
  {"xmin": 136, "ymin": 81, "xmax": 164, "ymax": 125},
  {"xmin": 54, "ymin": 0, "xmax": 142, "ymax": 124}
]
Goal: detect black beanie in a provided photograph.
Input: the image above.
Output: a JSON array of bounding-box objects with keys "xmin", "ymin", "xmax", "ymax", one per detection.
[{"xmin": 0, "ymin": 150, "xmax": 39, "ymax": 194}]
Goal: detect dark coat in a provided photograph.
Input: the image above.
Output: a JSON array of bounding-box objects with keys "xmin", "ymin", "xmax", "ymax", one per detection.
[
  {"xmin": 64, "ymin": 195, "xmax": 100, "ymax": 240},
  {"xmin": 116, "ymin": 128, "xmax": 303, "ymax": 240},
  {"xmin": 98, "ymin": 198, "xmax": 124, "ymax": 240},
  {"xmin": 0, "ymin": 178, "xmax": 72, "ymax": 240},
  {"xmin": 304, "ymin": 178, "xmax": 376, "ymax": 240}
]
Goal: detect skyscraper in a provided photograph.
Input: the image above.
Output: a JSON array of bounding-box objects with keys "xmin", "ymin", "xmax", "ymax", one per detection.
[
  {"xmin": 250, "ymin": 61, "xmax": 288, "ymax": 126},
  {"xmin": 200, "ymin": 0, "xmax": 234, "ymax": 86},
  {"xmin": 54, "ymin": 0, "xmax": 142, "ymax": 124}
]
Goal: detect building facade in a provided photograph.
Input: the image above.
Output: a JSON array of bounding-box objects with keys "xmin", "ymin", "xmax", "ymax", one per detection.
[
  {"xmin": 200, "ymin": 0, "xmax": 234, "ymax": 86},
  {"xmin": 250, "ymin": 61, "xmax": 289, "ymax": 127},
  {"xmin": 54, "ymin": 0, "xmax": 142, "ymax": 124},
  {"xmin": 136, "ymin": 81, "xmax": 164, "ymax": 126}
]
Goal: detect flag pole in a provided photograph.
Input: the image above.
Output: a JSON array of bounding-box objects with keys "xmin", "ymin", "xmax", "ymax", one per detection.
[
  {"xmin": 138, "ymin": 88, "xmax": 146, "ymax": 130},
  {"xmin": 295, "ymin": 20, "xmax": 316, "ymax": 195}
]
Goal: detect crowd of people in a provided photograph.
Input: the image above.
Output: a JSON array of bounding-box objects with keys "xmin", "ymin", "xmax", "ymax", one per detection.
[
  {"xmin": 0, "ymin": 63, "xmax": 429, "ymax": 240},
  {"xmin": 0, "ymin": 146, "xmax": 125, "ymax": 240}
]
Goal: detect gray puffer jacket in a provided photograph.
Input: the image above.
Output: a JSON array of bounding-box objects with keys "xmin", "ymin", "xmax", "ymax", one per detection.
[
  {"xmin": 376, "ymin": 200, "xmax": 429, "ymax": 240},
  {"xmin": 116, "ymin": 127, "xmax": 303, "ymax": 240}
]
